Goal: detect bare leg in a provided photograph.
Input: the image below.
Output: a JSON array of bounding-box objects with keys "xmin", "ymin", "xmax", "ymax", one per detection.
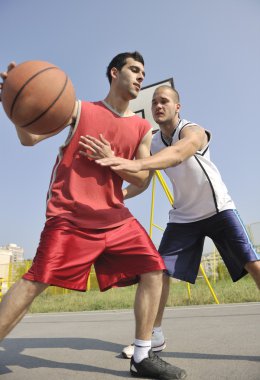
[
  {"xmin": 131, "ymin": 271, "xmax": 187, "ymax": 379},
  {"xmin": 0, "ymin": 278, "xmax": 48, "ymax": 340},
  {"xmin": 134, "ymin": 270, "xmax": 163, "ymax": 340},
  {"xmin": 245, "ymin": 261, "xmax": 260, "ymax": 289},
  {"xmin": 154, "ymin": 274, "xmax": 170, "ymax": 327}
]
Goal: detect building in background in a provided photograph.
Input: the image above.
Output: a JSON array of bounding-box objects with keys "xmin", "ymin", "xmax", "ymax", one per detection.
[
  {"xmin": 0, "ymin": 243, "xmax": 24, "ymax": 263},
  {"xmin": 0, "ymin": 244, "xmax": 25, "ymax": 295}
]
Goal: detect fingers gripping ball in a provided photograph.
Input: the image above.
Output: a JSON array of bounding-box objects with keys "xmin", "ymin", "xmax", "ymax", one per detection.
[{"xmin": 1, "ymin": 60, "xmax": 76, "ymax": 134}]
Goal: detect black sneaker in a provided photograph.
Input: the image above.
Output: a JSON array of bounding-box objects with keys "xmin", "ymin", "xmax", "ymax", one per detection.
[{"xmin": 130, "ymin": 349, "xmax": 187, "ymax": 379}]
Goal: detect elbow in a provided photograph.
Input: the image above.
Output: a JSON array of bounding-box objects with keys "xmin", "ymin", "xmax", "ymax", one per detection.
[
  {"xmin": 20, "ymin": 139, "xmax": 37, "ymax": 146},
  {"xmin": 18, "ymin": 134, "xmax": 43, "ymax": 146},
  {"xmin": 136, "ymin": 170, "xmax": 153, "ymax": 189},
  {"xmin": 135, "ymin": 180, "xmax": 147, "ymax": 189},
  {"xmin": 129, "ymin": 177, "xmax": 144, "ymax": 188},
  {"xmin": 125, "ymin": 171, "xmax": 151, "ymax": 189},
  {"xmin": 134, "ymin": 177, "xmax": 150, "ymax": 190}
]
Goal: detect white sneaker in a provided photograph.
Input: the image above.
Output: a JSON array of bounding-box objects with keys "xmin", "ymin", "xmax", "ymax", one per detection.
[
  {"xmin": 122, "ymin": 344, "xmax": 135, "ymax": 359},
  {"xmin": 122, "ymin": 333, "xmax": 166, "ymax": 359},
  {"xmin": 151, "ymin": 332, "xmax": 167, "ymax": 352}
]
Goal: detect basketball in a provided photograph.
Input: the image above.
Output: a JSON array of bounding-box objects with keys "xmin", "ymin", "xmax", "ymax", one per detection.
[{"xmin": 1, "ymin": 60, "xmax": 76, "ymax": 135}]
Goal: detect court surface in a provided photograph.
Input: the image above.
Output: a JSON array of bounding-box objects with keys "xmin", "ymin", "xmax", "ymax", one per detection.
[{"xmin": 0, "ymin": 302, "xmax": 259, "ymax": 380}]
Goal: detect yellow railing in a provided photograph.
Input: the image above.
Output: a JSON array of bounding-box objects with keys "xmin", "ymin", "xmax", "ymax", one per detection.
[
  {"xmin": 0, "ymin": 262, "xmax": 99, "ymax": 299},
  {"xmin": 0, "ymin": 278, "xmax": 3, "ymax": 302}
]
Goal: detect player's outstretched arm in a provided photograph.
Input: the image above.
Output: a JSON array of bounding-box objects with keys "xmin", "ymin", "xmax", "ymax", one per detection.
[{"xmin": 96, "ymin": 125, "xmax": 207, "ymax": 172}]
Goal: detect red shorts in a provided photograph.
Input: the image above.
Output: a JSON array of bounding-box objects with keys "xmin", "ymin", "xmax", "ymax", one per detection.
[{"xmin": 23, "ymin": 217, "xmax": 165, "ymax": 291}]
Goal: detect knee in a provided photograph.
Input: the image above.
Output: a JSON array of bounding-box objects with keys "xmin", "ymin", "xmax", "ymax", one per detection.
[
  {"xmin": 140, "ymin": 270, "xmax": 163, "ymax": 285},
  {"xmin": 245, "ymin": 261, "xmax": 260, "ymax": 289},
  {"xmin": 19, "ymin": 279, "xmax": 48, "ymax": 299},
  {"xmin": 245, "ymin": 260, "xmax": 260, "ymax": 275}
]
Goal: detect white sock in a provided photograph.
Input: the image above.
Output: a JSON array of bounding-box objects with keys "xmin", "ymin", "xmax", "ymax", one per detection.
[{"xmin": 133, "ymin": 339, "xmax": 151, "ymax": 363}]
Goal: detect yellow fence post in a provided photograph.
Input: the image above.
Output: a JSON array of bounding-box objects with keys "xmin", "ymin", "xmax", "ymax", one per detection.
[
  {"xmin": 199, "ymin": 264, "xmax": 220, "ymax": 304},
  {"xmin": 7, "ymin": 262, "xmax": 13, "ymax": 290},
  {"xmin": 213, "ymin": 247, "xmax": 217, "ymax": 284},
  {"xmin": 149, "ymin": 175, "xmax": 156, "ymax": 238},
  {"xmin": 0, "ymin": 278, "xmax": 3, "ymax": 302},
  {"xmin": 87, "ymin": 270, "xmax": 91, "ymax": 291},
  {"xmin": 187, "ymin": 282, "xmax": 191, "ymax": 301}
]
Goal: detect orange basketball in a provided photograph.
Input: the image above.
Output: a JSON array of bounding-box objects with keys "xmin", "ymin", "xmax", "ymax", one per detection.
[{"xmin": 1, "ymin": 60, "xmax": 76, "ymax": 135}]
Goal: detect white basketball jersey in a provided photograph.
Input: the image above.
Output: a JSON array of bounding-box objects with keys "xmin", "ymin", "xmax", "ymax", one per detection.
[{"xmin": 151, "ymin": 119, "xmax": 235, "ymax": 223}]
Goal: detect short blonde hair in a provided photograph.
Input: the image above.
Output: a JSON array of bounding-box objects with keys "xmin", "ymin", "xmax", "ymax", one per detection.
[{"xmin": 154, "ymin": 85, "xmax": 180, "ymax": 103}]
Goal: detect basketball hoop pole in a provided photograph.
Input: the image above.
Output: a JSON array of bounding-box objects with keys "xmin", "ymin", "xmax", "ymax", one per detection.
[{"xmin": 149, "ymin": 170, "xmax": 220, "ymax": 304}]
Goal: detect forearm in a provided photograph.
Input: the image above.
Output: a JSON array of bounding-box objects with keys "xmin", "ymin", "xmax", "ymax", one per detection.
[
  {"xmin": 138, "ymin": 126, "xmax": 208, "ymax": 170},
  {"xmin": 123, "ymin": 181, "xmax": 148, "ymax": 199},
  {"xmin": 117, "ymin": 169, "xmax": 150, "ymax": 187},
  {"xmin": 16, "ymin": 128, "xmax": 56, "ymax": 146},
  {"xmin": 16, "ymin": 100, "xmax": 78, "ymax": 146},
  {"xmin": 15, "ymin": 125, "xmax": 69, "ymax": 146},
  {"xmin": 138, "ymin": 146, "xmax": 183, "ymax": 170},
  {"xmin": 123, "ymin": 169, "xmax": 153, "ymax": 198},
  {"xmin": 95, "ymin": 127, "xmax": 206, "ymax": 173}
]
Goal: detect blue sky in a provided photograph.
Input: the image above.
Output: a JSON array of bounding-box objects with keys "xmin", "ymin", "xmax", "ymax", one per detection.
[{"xmin": 0, "ymin": 0, "xmax": 260, "ymax": 258}]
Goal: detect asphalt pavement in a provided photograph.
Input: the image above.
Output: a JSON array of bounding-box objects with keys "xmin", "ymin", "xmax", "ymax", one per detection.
[{"xmin": 0, "ymin": 302, "xmax": 259, "ymax": 380}]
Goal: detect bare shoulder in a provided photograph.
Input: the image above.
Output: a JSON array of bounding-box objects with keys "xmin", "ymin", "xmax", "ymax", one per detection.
[
  {"xmin": 181, "ymin": 123, "xmax": 205, "ymax": 136},
  {"xmin": 135, "ymin": 129, "xmax": 152, "ymax": 159},
  {"xmin": 180, "ymin": 123, "xmax": 208, "ymax": 150}
]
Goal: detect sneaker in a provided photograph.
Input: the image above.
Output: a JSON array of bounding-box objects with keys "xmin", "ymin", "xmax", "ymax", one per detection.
[
  {"xmin": 152, "ymin": 332, "xmax": 167, "ymax": 352},
  {"xmin": 122, "ymin": 344, "xmax": 135, "ymax": 359},
  {"xmin": 130, "ymin": 349, "xmax": 187, "ymax": 379},
  {"xmin": 122, "ymin": 334, "xmax": 166, "ymax": 359}
]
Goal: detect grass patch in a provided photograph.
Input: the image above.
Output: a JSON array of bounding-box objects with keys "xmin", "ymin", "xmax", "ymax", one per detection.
[{"xmin": 29, "ymin": 275, "xmax": 260, "ymax": 314}]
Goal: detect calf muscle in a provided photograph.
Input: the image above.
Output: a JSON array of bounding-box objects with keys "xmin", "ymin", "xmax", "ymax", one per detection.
[{"xmin": 0, "ymin": 279, "xmax": 48, "ymax": 340}]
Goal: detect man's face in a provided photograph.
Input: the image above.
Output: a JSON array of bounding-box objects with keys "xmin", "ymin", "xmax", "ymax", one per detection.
[
  {"xmin": 151, "ymin": 88, "xmax": 180, "ymax": 125},
  {"xmin": 113, "ymin": 58, "xmax": 145, "ymax": 100}
]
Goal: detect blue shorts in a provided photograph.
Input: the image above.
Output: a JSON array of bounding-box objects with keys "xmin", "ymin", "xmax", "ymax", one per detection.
[{"xmin": 158, "ymin": 209, "xmax": 259, "ymax": 283}]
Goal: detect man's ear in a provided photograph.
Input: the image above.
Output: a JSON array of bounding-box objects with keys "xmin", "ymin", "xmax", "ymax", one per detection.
[{"xmin": 110, "ymin": 67, "xmax": 118, "ymax": 81}]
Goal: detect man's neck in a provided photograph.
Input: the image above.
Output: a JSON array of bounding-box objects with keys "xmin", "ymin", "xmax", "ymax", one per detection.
[
  {"xmin": 160, "ymin": 117, "xmax": 181, "ymax": 138},
  {"xmin": 103, "ymin": 94, "xmax": 134, "ymax": 117}
]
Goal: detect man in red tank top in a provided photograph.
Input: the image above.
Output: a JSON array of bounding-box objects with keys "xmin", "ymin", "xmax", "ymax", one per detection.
[{"xmin": 0, "ymin": 53, "xmax": 187, "ymax": 379}]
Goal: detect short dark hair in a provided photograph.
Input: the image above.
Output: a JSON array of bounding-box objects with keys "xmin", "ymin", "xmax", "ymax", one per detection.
[{"xmin": 106, "ymin": 51, "xmax": 144, "ymax": 84}]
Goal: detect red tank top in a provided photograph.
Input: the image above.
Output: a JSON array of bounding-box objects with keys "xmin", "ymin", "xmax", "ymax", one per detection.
[{"xmin": 46, "ymin": 101, "xmax": 151, "ymax": 228}]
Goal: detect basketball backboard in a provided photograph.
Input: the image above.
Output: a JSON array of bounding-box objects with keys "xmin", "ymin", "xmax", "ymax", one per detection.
[{"xmin": 130, "ymin": 78, "xmax": 174, "ymax": 132}]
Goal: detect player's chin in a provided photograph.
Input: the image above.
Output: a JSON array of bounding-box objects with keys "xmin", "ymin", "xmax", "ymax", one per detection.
[
  {"xmin": 153, "ymin": 116, "xmax": 163, "ymax": 124},
  {"xmin": 129, "ymin": 89, "xmax": 139, "ymax": 99}
]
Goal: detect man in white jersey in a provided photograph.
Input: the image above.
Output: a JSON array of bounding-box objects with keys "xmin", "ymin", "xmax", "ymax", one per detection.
[{"xmin": 90, "ymin": 85, "xmax": 260, "ymax": 359}]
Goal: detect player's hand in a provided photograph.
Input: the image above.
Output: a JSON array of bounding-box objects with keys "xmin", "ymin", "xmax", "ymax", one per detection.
[
  {"xmin": 79, "ymin": 134, "xmax": 115, "ymax": 159},
  {"xmin": 95, "ymin": 156, "xmax": 142, "ymax": 173},
  {"xmin": 0, "ymin": 61, "xmax": 16, "ymax": 101}
]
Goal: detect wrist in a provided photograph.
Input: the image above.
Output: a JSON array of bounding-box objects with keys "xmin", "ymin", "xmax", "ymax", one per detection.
[{"xmin": 139, "ymin": 158, "xmax": 147, "ymax": 171}]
